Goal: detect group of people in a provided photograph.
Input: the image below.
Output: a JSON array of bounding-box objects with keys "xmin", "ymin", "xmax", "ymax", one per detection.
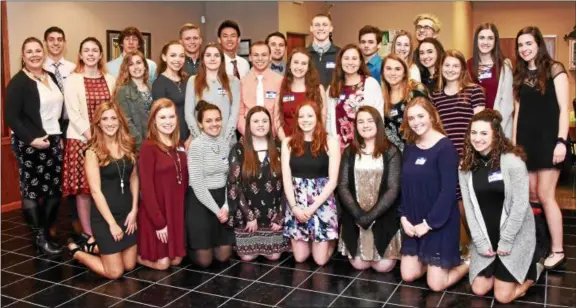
[{"xmin": 6, "ymin": 11, "xmax": 571, "ymax": 304}]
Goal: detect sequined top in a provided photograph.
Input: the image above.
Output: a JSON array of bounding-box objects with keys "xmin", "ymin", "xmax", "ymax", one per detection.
[{"xmin": 354, "ymin": 154, "xmax": 383, "ymax": 212}]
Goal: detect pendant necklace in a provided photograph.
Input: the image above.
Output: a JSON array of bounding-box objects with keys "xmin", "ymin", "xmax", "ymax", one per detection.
[
  {"xmin": 114, "ymin": 157, "xmax": 126, "ymax": 194},
  {"xmin": 165, "ymin": 149, "xmax": 183, "ymax": 184}
]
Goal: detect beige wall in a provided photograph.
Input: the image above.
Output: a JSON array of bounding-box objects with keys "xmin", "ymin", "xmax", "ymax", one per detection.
[
  {"xmin": 278, "ymin": 1, "xmax": 326, "ymax": 45},
  {"xmin": 7, "ymin": 1, "xmax": 204, "ymax": 76},
  {"xmin": 472, "ymin": 1, "xmax": 576, "ymax": 99}
]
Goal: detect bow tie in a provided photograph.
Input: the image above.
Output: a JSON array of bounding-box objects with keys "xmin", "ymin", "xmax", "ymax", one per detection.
[{"xmin": 270, "ymin": 63, "xmax": 283, "ymax": 72}]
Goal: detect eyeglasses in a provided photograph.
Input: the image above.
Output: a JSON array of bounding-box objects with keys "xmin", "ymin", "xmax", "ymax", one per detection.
[{"xmin": 416, "ymin": 25, "xmax": 434, "ymax": 32}]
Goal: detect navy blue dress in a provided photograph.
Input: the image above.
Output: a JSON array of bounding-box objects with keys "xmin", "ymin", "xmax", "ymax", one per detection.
[{"xmin": 399, "ymin": 137, "xmax": 461, "ymax": 269}]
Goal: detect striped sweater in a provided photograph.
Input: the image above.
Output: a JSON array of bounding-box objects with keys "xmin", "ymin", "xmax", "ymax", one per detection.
[{"xmin": 187, "ymin": 133, "xmax": 231, "ymax": 215}]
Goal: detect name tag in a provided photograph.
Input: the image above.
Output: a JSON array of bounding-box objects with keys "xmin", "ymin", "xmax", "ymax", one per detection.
[
  {"xmin": 415, "ymin": 157, "xmax": 427, "ymax": 165},
  {"xmin": 390, "ymin": 109, "xmax": 399, "ymax": 117},
  {"xmin": 326, "ymin": 62, "xmax": 336, "ymax": 69},
  {"xmin": 339, "ymin": 94, "xmax": 346, "ymax": 100},
  {"xmin": 217, "ymin": 88, "xmax": 226, "ymax": 95},
  {"xmin": 177, "ymin": 146, "xmax": 185, "ymax": 152},
  {"xmin": 265, "ymin": 91, "xmax": 277, "ymax": 99},
  {"xmin": 478, "ymin": 70, "xmax": 492, "ymax": 80},
  {"xmin": 282, "ymin": 95, "xmax": 294, "ymax": 103},
  {"xmin": 488, "ymin": 171, "xmax": 503, "ymax": 183}
]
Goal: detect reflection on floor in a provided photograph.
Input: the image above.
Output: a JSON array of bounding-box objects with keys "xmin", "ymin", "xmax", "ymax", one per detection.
[{"xmin": 2, "ymin": 205, "xmax": 576, "ymax": 307}]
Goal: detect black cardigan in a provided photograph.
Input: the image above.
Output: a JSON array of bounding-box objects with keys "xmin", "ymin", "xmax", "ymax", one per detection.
[
  {"xmin": 337, "ymin": 145, "xmax": 402, "ymax": 257},
  {"xmin": 5, "ymin": 70, "xmax": 61, "ymax": 144}
]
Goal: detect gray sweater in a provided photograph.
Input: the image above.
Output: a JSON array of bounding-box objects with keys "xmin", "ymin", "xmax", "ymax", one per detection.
[
  {"xmin": 184, "ymin": 75, "xmax": 240, "ymax": 142},
  {"xmin": 459, "ymin": 153, "xmax": 536, "ymax": 284}
]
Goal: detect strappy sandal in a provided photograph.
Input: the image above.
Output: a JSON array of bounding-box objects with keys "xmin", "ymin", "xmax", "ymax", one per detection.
[
  {"xmin": 544, "ymin": 251, "xmax": 566, "ymax": 270},
  {"xmin": 79, "ymin": 232, "xmax": 98, "ymax": 254},
  {"xmin": 67, "ymin": 238, "xmax": 87, "ymax": 257}
]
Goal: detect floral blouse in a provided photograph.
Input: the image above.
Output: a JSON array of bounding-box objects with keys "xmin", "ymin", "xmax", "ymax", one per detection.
[
  {"xmin": 227, "ymin": 141, "xmax": 284, "ymax": 228},
  {"xmin": 336, "ymin": 76, "xmax": 366, "ymax": 151},
  {"xmin": 384, "ymin": 88, "xmax": 428, "ymax": 152}
]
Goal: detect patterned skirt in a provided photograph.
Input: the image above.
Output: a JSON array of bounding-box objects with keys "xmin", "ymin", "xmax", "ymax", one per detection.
[
  {"xmin": 62, "ymin": 139, "xmax": 91, "ymax": 196},
  {"xmin": 339, "ymin": 229, "xmax": 402, "ymax": 262},
  {"xmin": 11, "ymin": 134, "xmax": 63, "ymax": 200},
  {"xmin": 234, "ymin": 228, "xmax": 290, "ymax": 256},
  {"xmin": 283, "ymin": 176, "xmax": 339, "ymax": 242}
]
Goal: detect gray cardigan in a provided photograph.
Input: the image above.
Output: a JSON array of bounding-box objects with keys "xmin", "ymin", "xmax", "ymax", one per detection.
[
  {"xmin": 493, "ymin": 60, "xmax": 514, "ymax": 139},
  {"xmin": 459, "ymin": 153, "xmax": 535, "ymax": 284}
]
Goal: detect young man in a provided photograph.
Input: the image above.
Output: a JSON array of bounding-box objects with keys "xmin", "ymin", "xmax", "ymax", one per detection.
[
  {"xmin": 179, "ymin": 23, "xmax": 202, "ymax": 76},
  {"xmin": 218, "ymin": 20, "xmax": 250, "ymax": 79},
  {"xmin": 237, "ymin": 41, "xmax": 282, "ymax": 136},
  {"xmin": 307, "ymin": 13, "xmax": 340, "ymax": 87},
  {"xmin": 358, "ymin": 25, "xmax": 382, "ymax": 84},
  {"xmin": 42, "ymin": 26, "xmax": 79, "ymax": 236},
  {"xmin": 414, "ymin": 13, "xmax": 441, "ymax": 42},
  {"xmin": 106, "ymin": 26, "xmax": 158, "ymax": 82},
  {"xmin": 265, "ymin": 32, "xmax": 287, "ymax": 75}
]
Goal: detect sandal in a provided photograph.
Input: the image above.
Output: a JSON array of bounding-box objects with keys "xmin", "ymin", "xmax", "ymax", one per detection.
[
  {"xmin": 79, "ymin": 232, "xmax": 98, "ymax": 254},
  {"xmin": 544, "ymin": 251, "xmax": 566, "ymax": 270}
]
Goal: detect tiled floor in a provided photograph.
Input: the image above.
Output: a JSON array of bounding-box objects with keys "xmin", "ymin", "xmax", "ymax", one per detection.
[{"xmin": 2, "ymin": 208, "xmax": 576, "ymax": 308}]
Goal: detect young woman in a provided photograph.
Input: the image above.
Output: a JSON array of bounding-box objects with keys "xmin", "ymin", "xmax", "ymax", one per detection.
[
  {"xmin": 326, "ymin": 44, "xmax": 383, "ymax": 152},
  {"xmin": 137, "ymin": 98, "xmax": 188, "ymax": 270},
  {"xmin": 431, "ymin": 49, "xmax": 486, "ymax": 156},
  {"xmin": 68, "ymin": 102, "xmax": 138, "ymax": 279},
  {"xmin": 338, "ymin": 106, "xmax": 402, "ymax": 272},
  {"xmin": 467, "ymin": 23, "xmax": 514, "ymax": 138},
  {"xmin": 227, "ymin": 106, "xmax": 289, "ymax": 261},
  {"xmin": 152, "ymin": 41, "xmax": 191, "ymax": 148},
  {"xmin": 276, "ymin": 48, "xmax": 327, "ymax": 140},
  {"xmin": 415, "ymin": 38, "xmax": 445, "ymax": 93},
  {"xmin": 186, "ymin": 100, "xmax": 237, "ymax": 267},
  {"xmin": 381, "ymin": 54, "xmax": 428, "ymax": 152},
  {"xmin": 184, "ymin": 43, "xmax": 240, "ymax": 143},
  {"xmin": 459, "ymin": 109, "xmax": 538, "ymax": 304},
  {"xmin": 513, "ymin": 26, "xmax": 570, "ymax": 270},
  {"xmin": 6, "ymin": 37, "xmax": 64, "ymax": 255},
  {"xmin": 390, "ymin": 30, "xmax": 421, "ymax": 82},
  {"xmin": 399, "ymin": 97, "xmax": 468, "ymax": 291},
  {"xmin": 282, "ymin": 101, "xmax": 340, "ymax": 265},
  {"xmin": 114, "ymin": 50, "xmax": 153, "ymax": 150},
  {"xmin": 63, "ymin": 37, "xmax": 116, "ymax": 252}
]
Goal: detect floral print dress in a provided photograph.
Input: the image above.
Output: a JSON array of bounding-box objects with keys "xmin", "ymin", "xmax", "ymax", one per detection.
[{"xmin": 335, "ymin": 77, "xmax": 366, "ymax": 152}]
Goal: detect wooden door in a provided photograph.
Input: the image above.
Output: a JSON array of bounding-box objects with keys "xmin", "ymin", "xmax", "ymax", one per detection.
[
  {"xmin": 1, "ymin": 1, "xmax": 22, "ymax": 212},
  {"xmin": 500, "ymin": 38, "xmax": 517, "ymax": 67},
  {"xmin": 286, "ymin": 32, "xmax": 307, "ymax": 57}
]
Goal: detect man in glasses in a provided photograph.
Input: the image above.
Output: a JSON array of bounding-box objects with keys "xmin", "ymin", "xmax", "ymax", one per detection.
[{"xmin": 413, "ymin": 13, "xmax": 441, "ymax": 42}]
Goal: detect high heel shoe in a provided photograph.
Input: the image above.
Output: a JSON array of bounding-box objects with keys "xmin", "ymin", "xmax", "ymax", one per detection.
[
  {"xmin": 78, "ymin": 232, "xmax": 98, "ymax": 255},
  {"xmin": 544, "ymin": 251, "xmax": 566, "ymax": 270}
]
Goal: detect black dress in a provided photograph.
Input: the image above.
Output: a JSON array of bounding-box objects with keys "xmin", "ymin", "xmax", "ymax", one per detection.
[
  {"xmin": 90, "ymin": 157, "xmax": 137, "ymax": 255},
  {"xmin": 473, "ymin": 156, "xmax": 537, "ymax": 282},
  {"xmin": 516, "ymin": 62, "xmax": 567, "ymax": 172}
]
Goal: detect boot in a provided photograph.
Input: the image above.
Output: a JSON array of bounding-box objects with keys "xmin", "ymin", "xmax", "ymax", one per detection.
[
  {"xmin": 21, "ymin": 200, "xmax": 62, "ymax": 256},
  {"xmin": 43, "ymin": 197, "xmax": 62, "ymax": 250},
  {"xmin": 35, "ymin": 229, "xmax": 62, "ymax": 255}
]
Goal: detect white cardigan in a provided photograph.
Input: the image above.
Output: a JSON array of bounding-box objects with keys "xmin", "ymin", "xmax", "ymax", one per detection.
[
  {"xmin": 325, "ymin": 76, "xmax": 383, "ymax": 136},
  {"xmin": 493, "ymin": 60, "xmax": 514, "ymax": 139},
  {"xmin": 64, "ymin": 73, "xmax": 116, "ymax": 141}
]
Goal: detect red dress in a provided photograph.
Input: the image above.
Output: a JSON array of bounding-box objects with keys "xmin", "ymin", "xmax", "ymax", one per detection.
[
  {"xmin": 281, "ymin": 91, "xmax": 307, "ymax": 137},
  {"xmin": 137, "ymin": 140, "xmax": 188, "ymax": 261},
  {"xmin": 62, "ymin": 76, "xmax": 111, "ymax": 196}
]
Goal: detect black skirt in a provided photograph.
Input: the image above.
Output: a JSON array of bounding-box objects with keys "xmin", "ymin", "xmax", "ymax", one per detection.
[{"xmin": 185, "ymin": 186, "xmax": 235, "ymax": 250}]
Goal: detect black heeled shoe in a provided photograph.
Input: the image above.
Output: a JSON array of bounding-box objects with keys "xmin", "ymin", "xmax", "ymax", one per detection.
[
  {"xmin": 35, "ymin": 229, "xmax": 63, "ymax": 255},
  {"xmin": 78, "ymin": 232, "xmax": 98, "ymax": 254},
  {"xmin": 544, "ymin": 251, "xmax": 566, "ymax": 270}
]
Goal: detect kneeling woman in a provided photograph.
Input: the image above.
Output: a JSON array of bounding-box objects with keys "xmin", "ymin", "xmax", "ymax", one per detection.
[
  {"xmin": 227, "ymin": 106, "xmax": 289, "ymax": 261},
  {"xmin": 399, "ymin": 97, "xmax": 468, "ymax": 291},
  {"xmin": 68, "ymin": 102, "xmax": 138, "ymax": 279},
  {"xmin": 186, "ymin": 100, "xmax": 237, "ymax": 267},
  {"xmin": 338, "ymin": 106, "xmax": 402, "ymax": 272},
  {"xmin": 282, "ymin": 101, "xmax": 340, "ymax": 266},
  {"xmin": 459, "ymin": 109, "xmax": 538, "ymax": 304},
  {"xmin": 137, "ymin": 98, "xmax": 188, "ymax": 270}
]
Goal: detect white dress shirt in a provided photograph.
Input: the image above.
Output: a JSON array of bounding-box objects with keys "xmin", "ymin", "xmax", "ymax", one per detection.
[
  {"xmin": 43, "ymin": 56, "xmax": 76, "ymax": 80},
  {"xmin": 36, "ymin": 77, "xmax": 64, "ymax": 135},
  {"xmin": 224, "ymin": 53, "xmax": 250, "ymax": 79}
]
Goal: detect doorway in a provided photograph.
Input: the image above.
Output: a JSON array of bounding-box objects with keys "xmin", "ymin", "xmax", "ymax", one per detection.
[{"xmin": 286, "ymin": 32, "xmax": 308, "ymax": 57}]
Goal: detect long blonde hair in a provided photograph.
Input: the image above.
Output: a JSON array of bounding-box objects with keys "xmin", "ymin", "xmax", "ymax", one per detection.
[
  {"xmin": 87, "ymin": 102, "xmax": 136, "ymax": 166},
  {"xmin": 390, "ymin": 30, "xmax": 416, "ymax": 68}
]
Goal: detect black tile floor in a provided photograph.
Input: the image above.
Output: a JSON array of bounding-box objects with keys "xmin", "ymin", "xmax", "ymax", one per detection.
[{"xmin": 2, "ymin": 209, "xmax": 576, "ymax": 307}]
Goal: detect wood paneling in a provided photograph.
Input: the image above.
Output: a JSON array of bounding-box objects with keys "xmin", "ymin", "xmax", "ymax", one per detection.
[
  {"xmin": 286, "ymin": 32, "xmax": 307, "ymax": 59},
  {"xmin": 1, "ymin": 2, "xmax": 21, "ymax": 212}
]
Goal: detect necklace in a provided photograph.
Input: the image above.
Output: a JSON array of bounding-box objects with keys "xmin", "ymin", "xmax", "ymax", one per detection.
[
  {"xmin": 165, "ymin": 74, "xmax": 182, "ymax": 94},
  {"xmin": 113, "ymin": 158, "xmax": 126, "ymax": 194},
  {"xmin": 479, "ymin": 156, "xmax": 492, "ymax": 167},
  {"xmin": 211, "ymin": 144, "xmax": 220, "ymax": 154},
  {"xmin": 25, "ymin": 68, "xmax": 47, "ymax": 82},
  {"xmin": 165, "ymin": 149, "xmax": 183, "ymax": 185}
]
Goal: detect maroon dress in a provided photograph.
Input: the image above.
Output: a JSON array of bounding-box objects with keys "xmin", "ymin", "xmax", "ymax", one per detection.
[
  {"xmin": 281, "ymin": 91, "xmax": 307, "ymax": 137},
  {"xmin": 137, "ymin": 140, "xmax": 188, "ymax": 261}
]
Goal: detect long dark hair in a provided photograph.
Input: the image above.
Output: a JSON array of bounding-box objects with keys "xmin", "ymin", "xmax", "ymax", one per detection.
[
  {"xmin": 471, "ymin": 23, "xmax": 506, "ymax": 82},
  {"xmin": 460, "ymin": 109, "xmax": 526, "ymax": 172},
  {"xmin": 241, "ymin": 106, "xmax": 281, "ymax": 180},
  {"xmin": 350, "ymin": 106, "xmax": 390, "ymax": 159},
  {"xmin": 328, "ymin": 44, "xmax": 370, "ymax": 98},
  {"xmin": 512, "ymin": 26, "xmax": 555, "ymax": 99},
  {"xmin": 415, "ymin": 37, "xmax": 445, "ymax": 88}
]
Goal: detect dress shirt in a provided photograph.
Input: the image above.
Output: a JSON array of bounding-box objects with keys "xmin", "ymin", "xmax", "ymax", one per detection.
[
  {"xmin": 36, "ymin": 77, "xmax": 64, "ymax": 135},
  {"xmin": 238, "ymin": 68, "xmax": 282, "ymax": 136},
  {"xmin": 224, "ymin": 53, "xmax": 250, "ymax": 79},
  {"xmin": 43, "ymin": 57, "xmax": 76, "ymax": 80},
  {"xmin": 366, "ymin": 54, "xmax": 383, "ymax": 84}
]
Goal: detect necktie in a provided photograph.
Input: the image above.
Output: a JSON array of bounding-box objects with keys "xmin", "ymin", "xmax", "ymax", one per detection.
[
  {"xmin": 256, "ymin": 75, "xmax": 264, "ymax": 107},
  {"xmin": 231, "ymin": 59, "xmax": 240, "ymax": 79},
  {"xmin": 53, "ymin": 62, "xmax": 68, "ymax": 120}
]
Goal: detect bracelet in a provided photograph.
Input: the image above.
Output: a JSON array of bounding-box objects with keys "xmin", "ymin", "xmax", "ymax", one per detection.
[
  {"xmin": 422, "ymin": 219, "xmax": 433, "ymax": 231},
  {"xmin": 557, "ymin": 137, "xmax": 568, "ymax": 145}
]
